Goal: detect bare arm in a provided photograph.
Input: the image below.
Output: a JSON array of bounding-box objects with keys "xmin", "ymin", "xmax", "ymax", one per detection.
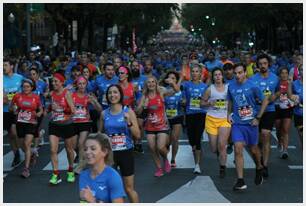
[
  {"xmin": 201, "ymin": 86, "xmax": 211, "ymax": 107},
  {"xmin": 65, "ymin": 91, "xmax": 76, "ymax": 114},
  {"xmin": 97, "ymin": 111, "xmax": 105, "ymax": 133},
  {"xmin": 126, "ymin": 109, "xmax": 141, "ymax": 140}
]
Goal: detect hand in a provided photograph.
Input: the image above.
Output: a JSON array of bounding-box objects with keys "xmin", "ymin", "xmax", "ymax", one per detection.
[
  {"xmin": 88, "ymin": 93, "xmax": 97, "ymax": 104},
  {"xmin": 227, "ymin": 114, "xmax": 234, "ymax": 124},
  {"xmin": 3, "ymin": 93, "xmax": 8, "ymax": 104},
  {"xmin": 36, "ymin": 112, "xmax": 42, "ymax": 118},
  {"xmin": 209, "ymin": 100, "xmax": 216, "ymax": 107},
  {"xmin": 80, "ymin": 186, "xmax": 96, "ymax": 203},
  {"xmin": 251, "ymin": 118, "xmax": 259, "ymax": 126}
]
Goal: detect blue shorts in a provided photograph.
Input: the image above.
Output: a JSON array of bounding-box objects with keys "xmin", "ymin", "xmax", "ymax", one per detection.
[{"xmin": 231, "ymin": 124, "xmax": 259, "ymax": 146}]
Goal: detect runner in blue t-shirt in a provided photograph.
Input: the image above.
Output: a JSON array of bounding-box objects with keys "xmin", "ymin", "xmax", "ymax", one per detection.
[
  {"xmin": 249, "ymin": 53, "xmax": 279, "ymax": 179},
  {"xmin": 291, "ymin": 65, "xmax": 303, "ymax": 149},
  {"xmin": 98, "ymin": 84, "xmax": 140, "ymax": 203},
  {"xmin": 79, "ymin": 133, "xmax": 126, "ymax": 203},
  {"xmin": 228, "ymin": 63, "xmax": 270, "ymax": 191},
  {"xmin": 183, "ymin": 64, "xmax": 208, "ymax": 174},
  {"xmin": 204, "ymin": 51, "xmax": 223, "ymax": 72},
  {"xmin": 3, "ymin": 57, "xmax": 24, "ymax": 168},
  {"xmin": 94, "ymin": 62, "xmax": 119, "ymax": 109}
]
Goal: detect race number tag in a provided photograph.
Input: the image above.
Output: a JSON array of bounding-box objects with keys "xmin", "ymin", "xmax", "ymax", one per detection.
[
  {"xmin": 263, "ymin": 89, "xmax": 271, "ymax": 97},
  {"xmin": 214, "ymin": 99, "xmax": 226, "ymax": 110},
  {"xmin": 17, "ymin": 110, "xmax": 32, "ymax": 122},
  {"xmin": 166, "ymin": 108, "xmax": 178, "ymax": 118},
  {"xmin": 73, "ymin": 106, "xmax": 87, "ymax": 120},
  {"xmin": 190, "ymin": 98, "xmax": 201, "ymax": 110},
  {"xmin": 52, "ymin": 109, "xmax": 65, "ymax": 122},
  {"xmin": 238, "ymin": 106, "xmax": 253, "ymax": 121},
  {"xmin": 110, "ymin": 133, "xmax": 127, "ymax": 151},
  {"xmin": 7, "ymin": 92, "xmax": 16, "ymax": 101}
]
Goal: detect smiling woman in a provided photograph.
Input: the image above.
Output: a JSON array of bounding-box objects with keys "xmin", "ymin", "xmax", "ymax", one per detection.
[{"xmin": 79, "ymin": 133, "xmax": 126, "ymax": 203}]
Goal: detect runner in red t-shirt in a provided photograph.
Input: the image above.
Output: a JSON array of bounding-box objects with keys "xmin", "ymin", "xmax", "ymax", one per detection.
[
  {"xmin": 72, "ymin": 76, "xmax": 102, "ymax": 174},
  {"xmin": 118, "ymin": 66, "xmax": 137, "ymax": 109},
  {"xmin": 10, "ymin": 79, "xmax": 43, "ymax": 178}
]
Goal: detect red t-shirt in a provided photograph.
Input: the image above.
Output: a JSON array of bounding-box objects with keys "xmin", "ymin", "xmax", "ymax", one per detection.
[
  {"xmin": 50, "ymin": 89, "xmax": 71, "ymax": 122},
  {"xmin": 144, "ymin": 94, "xmax": 169, "ymax": 131},
  {"xmin": 72, "ymin": 92, "xmax": 91, "ymax": 123},
  {"xmin": 12, "ymin": 93, "xmax": 41, "ymax": 124},
  {"xmin": 121, "ymin": 82, "xmax": 135, "ymax": 109}
]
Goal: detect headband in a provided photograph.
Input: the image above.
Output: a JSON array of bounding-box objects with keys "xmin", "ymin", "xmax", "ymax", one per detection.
[
  {"xmin": 53, "ymin": 73, "xmax": 65, "ymax": 83},
  {"xmin": 118, "ymin": 66, "xmax": 128, "ymax": 74}
]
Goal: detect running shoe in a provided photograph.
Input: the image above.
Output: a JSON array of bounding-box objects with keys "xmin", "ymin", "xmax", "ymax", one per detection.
[
  {"xmin": 233, "ymin": 179, "xmax": 247, "ymax": 191},
  {"xmin": 21, "ymin": 167, "xmax": 30, "ymax": 178},
  {"xmin": 49, "ymin": 174, "xmax": 62, "ymax": 185},
  {"xmin": 280, "ymin": 150, "xmax": 289, "ymax": 159},
  {"xmin": 164, "ymin": 160, "xmax": 171, "ymax": 173},
  {"xmin": 226, "ymin": 144, "xmax": 233, "ymax": 154},
  {"xmin": 11, "ymin": 152, "xmax": 21, "ymax": 168},
  {"xmin": 254, "ymin": 168, "xmax": 263, "ymax": 185},
  {"xmin": 154, "ymin": 168, "xmax": 164, "ymax": 177},
  {"xmin": 262, "ymin": 166, "xmax": 269, "ymax": 178},
  {"xmin": 277, "ymin": 144, "xmax": 283, "ymax": 153},
  {"xmin": 193, "ymin": 164, "xmax": 201, "ymax": 174},
  {"xmin": 170, "ymin": 160, "xmax": 177, "ymax": 168},
  {"xmin": 134, "ymin": 144, "xmax": 144, "ymax": 154},
  {"xmin": 219, "ymin": 166, "xmax": 226, "ymax": 178},
  {"xmin": 67, "ymin": 172, "xmax": 76, "ymax": 183}
]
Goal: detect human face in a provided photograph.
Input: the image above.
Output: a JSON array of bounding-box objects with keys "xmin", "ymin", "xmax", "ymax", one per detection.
[
  {"xmin": 22, "ymin": 82, "xmax": 33, "ymax": 94},
  {"xmin": 3, "ymin": 61, "xmax": 13, "ymax": 75},
  {"xmin": 107, "ymin": 86, "xmax": 121, "ymax": 104},
  {"xmin": 258, "ymin": 58, "xmax": 269, "ymax": 73},
  {"xmin": 213, "ymin": 70, "xmax": 223, "ymax": 84},
  {"xmin": 220, "ymin": 51, "xmax": 227, "ymax": 60},
  {"xmin": 82, "ymin": 68, "xmax": 90, "ymax": 79},
  {"xmin": 296, "ymin": 55, "xmax": 303, "ymax": 66},
  {"xmin": 191, "ymin": 67, "xmax": 201, "ymax": 81},
  {"xmin": 81, "ymin": 55, "xmax": 88, "ymax": 65},
  {"xmin": 245, "ymin": 55, "xmax": 252, "ymax": 64},
  {"xmin": 72, "ymin": 70, "xmax": 81, "ymax": 79},
  {"xmin": 77, "ymin": 78, "xmax": 87, "ymax": 92},
  {"xmin": 208, "ymin": 53, "xmax": 215, "ymax": 61},
  {"xmin": 234, "ymin": 66, "xmax": 247, "ymax": 83},
  {"xmin": 29, "ymin": 52, "xmax": 35, "ymax": 61},
  {"xmin": 118, "ymin": 68, "xmax": 128, "ymax": 81},
  {"xmin": 167, "ymin": 73, "xmax": 178, "ymax": 84},
  {"xmin": 224, "ymin": 68, "xmax": 234, "ymax": 79},
  {"xmin": 105, "ymin": 65, "xmax": 115, "ymax": 79},
  {"xmin": 52, "ymin": 77, "xmax": 63, "ymax": 91},
  {"xmin": 279, "ymin": 69, "xmax": 289, "ymax": 81},
  {"xmin": 30, "ymin": 70, "xmax": 39, "ymax": 80},
  {"xmin": 114, "ymin": 58, "xmax": 122, "ymax": 69},
  {"xmin": 146, "ymin": 77, "xmax": 157, "ymax": 91},
  {"xmin": 84, "ymin": 139, "xmax": 107, "ymax": 166},
  {"xmin": 144, "ymin": 61, "xmax": 152, "ymax": 73}
]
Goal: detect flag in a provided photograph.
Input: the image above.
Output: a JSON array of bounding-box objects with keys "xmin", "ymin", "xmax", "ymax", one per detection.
[{"xmin": 132, "ymin": 27, "xmax": 137, "ymax": 53}]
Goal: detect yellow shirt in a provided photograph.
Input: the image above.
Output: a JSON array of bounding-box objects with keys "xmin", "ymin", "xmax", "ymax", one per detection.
[{"xmin": 246, "ymin": 63, "xmax": 255, "ymax": 78}]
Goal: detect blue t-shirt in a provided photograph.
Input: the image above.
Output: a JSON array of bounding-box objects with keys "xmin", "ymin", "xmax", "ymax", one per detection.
[
  {"xmin": 292, "ymin": 80, "xmax": 303, "ymax": 116},
  {"xmin": 79, "ymin": 166, "xmax": 126, "ymax": 203},
  {"xmin": 103, "ymin": 106, "xmax": 133, "ymax": 151},
  {"xmin": 249, "ymin": 72, "xmax": 279, "ymax": 112},
  {"xmin": 204, "ymin": 60, "xmax": 223, "ymax": 72},
  {"xmin": 224, "ymin": 77, "xmax": 236, "ymax": 86},
  {"xmin": 33, "ymin": 79, "xmax": 48, "ymax": 106},
  {"xmin": 4, "ymin": 73, "xmax": 24, "ymax": 112},
  {"xmin": 183, "ymin": 81, "xmax": 208, "ymax": 114},
  {"xmin": 164, "ymin": 90, "xmax": 183, "ymax": 119},
  {"xmin": 94, "ymin": 75, "xmax": 119, "ymax": 108},
  {"xmin": 132, "ymin": 75, "xmax": 147, "ymax": 102},
  {"xmin": 228, "ymin": 80, "xmax": 264, "ymax": 125}
]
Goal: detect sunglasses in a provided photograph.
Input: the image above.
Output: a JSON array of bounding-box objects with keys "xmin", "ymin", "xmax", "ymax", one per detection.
[{"xmin": 118, "ymin": 71, "xmax": 126, "ymax": 75}]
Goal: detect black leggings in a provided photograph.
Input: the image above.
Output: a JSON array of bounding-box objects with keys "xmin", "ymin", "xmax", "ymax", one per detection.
[{"xmin": 186, "ymin": 113, "xmax": 206, "ymax": 150}]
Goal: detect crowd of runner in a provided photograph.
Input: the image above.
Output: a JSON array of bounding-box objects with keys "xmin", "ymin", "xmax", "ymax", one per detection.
[{"xmin": 3, "ymin": 45, "xmax": 303, "ymax": 202}]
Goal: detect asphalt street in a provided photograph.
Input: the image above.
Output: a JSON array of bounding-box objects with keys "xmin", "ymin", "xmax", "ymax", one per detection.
[{"xmin": 3, "ymin": 122, "xmax": 303, "ymax": 203}]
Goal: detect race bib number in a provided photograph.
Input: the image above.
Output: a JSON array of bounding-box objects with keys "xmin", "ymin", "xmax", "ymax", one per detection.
[
  {"xmin": 214, "ymin": 99, "xmax": 227, "ymax": 110},
  {"xmin": 148, "ymin": 113, "xmax": 159, "ymax": 124},
  {"xmin": 190, "ymin": 98, "xmax": 201, "ymax": 110},
  {"xmin": 73, "ymin": 106, "xmax": 87, "ymax": 120},
  {"xmin": 263, "ymin": 89, "xmax": 271, "ymax": 97},
  {"xmin": 7, "ymin": 92, "xmax": 16, "ymax": 101},
  {"xmin": 52, "ymin": 109, "xmax": 65, "ymax": 122},
  {"xmin": 17, "ymin": 110, "xmax": 32, "ymax": 122},
  {"xmin": 279, "ymin": 93, "xmax": 288, "ymax": 102},
  {"xmin": 238, "ymin": 106, "xmax": 254, "ymax": 121},
  {"xmin": 110, "ymin": 134, "xmax": 127, "ymax": 151},
  {"xmin": 166, "ymin": 108, "xmax": 178, "ymax": 118}
]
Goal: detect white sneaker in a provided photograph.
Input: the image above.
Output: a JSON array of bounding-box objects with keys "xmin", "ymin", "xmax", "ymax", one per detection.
[{"xmin": 193, "ymin": 164, "xmax": 201, "ymax": 174}]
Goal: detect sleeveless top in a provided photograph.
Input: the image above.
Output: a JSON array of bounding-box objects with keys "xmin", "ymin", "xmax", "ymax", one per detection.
[
  {"xmin": 206, "ymin": 84, "xmax": 228, "ymax": 119},
  {"xmin": 72, "ymin": 92, "xmax": 91, "ymax": 123},
  {"xmin": 145, "ymin": 94, "xmax": 169, "ymax": 131},
  {"xmin": 103, "ymin": 106, "xmax": 133, "ymax": 151},
  {"xmin": 50, "ymin": 89, "xmax": 72, "ymax": 123},
  {"xmin": 121, "ymin": 82, "xmax": 135, "ymax": 109},
  {"xmin": 275, "ymin": 80, "xmax": 294, "ymax": 109}
]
